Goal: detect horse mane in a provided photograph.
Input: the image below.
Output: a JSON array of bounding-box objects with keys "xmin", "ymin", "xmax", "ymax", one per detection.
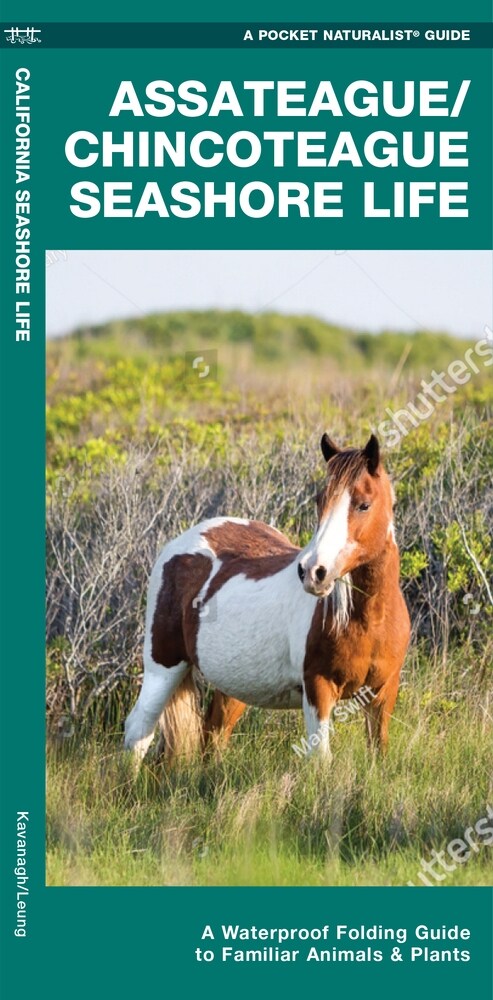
[{"xmin": 324, "ymin": 448, "xmax": 373, "ymax": 495}]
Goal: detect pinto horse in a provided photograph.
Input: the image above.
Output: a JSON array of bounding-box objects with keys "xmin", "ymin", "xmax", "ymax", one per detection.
[{"xmin": 124, "ymin": 434, "xmax": 410, "ymax": 764}]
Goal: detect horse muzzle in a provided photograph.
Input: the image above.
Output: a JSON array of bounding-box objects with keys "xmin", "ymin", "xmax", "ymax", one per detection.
[{"xmin": 298, "ymin": 561, "xmax": 335, "ymax": 598}]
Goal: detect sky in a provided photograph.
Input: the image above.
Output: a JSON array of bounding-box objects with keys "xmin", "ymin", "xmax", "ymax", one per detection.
[{"xmin": 46, "ymin": 250, "xmax": 492, "ymax": 340}]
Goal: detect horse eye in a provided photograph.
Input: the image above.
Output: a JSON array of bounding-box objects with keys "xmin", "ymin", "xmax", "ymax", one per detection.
[{"xmin": 357, "ymin": 501, "xmax": 371, "ymax": 512}]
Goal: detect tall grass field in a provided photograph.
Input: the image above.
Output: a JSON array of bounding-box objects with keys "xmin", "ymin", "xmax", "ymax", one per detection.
[{"xmin": 46, "ymin": 310, "xmax": 493, "ymax": 886}]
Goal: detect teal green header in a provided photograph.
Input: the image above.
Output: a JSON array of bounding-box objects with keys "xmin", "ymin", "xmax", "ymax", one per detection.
[{"xmin": 1, "ymin": 22, "xmax": 492, "ymax": 46}]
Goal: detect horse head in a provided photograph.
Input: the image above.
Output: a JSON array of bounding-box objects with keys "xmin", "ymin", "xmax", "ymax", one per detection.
[{"xmin": 298, "ymin": 434, "xmax": 395, "ymax": 598}]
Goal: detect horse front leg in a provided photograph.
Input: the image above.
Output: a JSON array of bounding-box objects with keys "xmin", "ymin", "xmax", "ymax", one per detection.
[
  {"xmin": 302, "ymin": 675, "xmax": 339, "ymax": 759},
  {"xmin": 203, "ymin": 691, "xmax": 247, "ymax": 752},
  {"xmin": 364, "ymin": 671, "xmax": 400, "ymax": 753}
]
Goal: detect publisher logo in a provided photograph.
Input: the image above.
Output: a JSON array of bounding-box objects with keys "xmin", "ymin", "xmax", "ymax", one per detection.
[{"xmin": 4, "ymin": 27, "xmax": 42, "ymax": 44}]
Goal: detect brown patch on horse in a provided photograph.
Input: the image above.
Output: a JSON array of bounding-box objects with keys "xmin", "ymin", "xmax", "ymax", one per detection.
[
  {"xmin": 203, "ymin": 691, "xmax": 247, "ymax": 749},
  {"xmin": 203, "ymin": 520, "xmax": 298, "ymax": 603},
  {"xmin": 151, "ymin": 553, "xmax": 212, "ymax": 667},
  {"xmin": 303, "ymin": 539, "xmax": 410, "ymax": 736},
  {"xmin": 205, "ymin": 520, "xmax": 296, "ymax": 560},
  {"xmin": 303, "ymin": 599, "xmax": 368, "ymax": 700}
]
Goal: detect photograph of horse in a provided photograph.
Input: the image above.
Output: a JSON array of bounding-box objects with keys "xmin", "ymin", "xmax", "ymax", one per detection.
[
  {"xmin": 124, "ymin": 433, "xmax": 410, "ymax": 765},
  {"xmin": 46, "ymin": 250, "xmax": 493, "ymax": 886}
]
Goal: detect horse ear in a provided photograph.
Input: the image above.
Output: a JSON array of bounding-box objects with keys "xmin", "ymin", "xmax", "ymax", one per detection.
[
  {"xmin": 364, "ymin": 434, "xmax": 380, "ymax": 475},
  {"xmin": 321, "ymin": 433, "xmax": 340, "ymax": 462}
]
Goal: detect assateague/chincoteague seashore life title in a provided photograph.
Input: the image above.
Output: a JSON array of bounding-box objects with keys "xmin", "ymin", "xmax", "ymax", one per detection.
[{"xmin": 62, "ymin": 77, "xmax": 473, "ymax": 220}]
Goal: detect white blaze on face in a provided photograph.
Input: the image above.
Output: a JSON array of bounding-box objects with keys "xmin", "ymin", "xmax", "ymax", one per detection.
[{"xmin": 304, "ymin": 488, "xmax": 351, "ymax": 580}]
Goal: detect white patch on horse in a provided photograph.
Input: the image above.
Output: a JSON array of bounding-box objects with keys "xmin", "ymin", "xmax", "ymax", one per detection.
[
  {"xmin": 302, "ymin": 690, "xmax": 332, "ymax": 758},
  {"xmin": 192, "ymin": 555, "xmax": 222, "ymax": 622},
  {"xmin": 196, "ymin": 559, "xmax": 316, "ymax": 708},
  {"xmin": 302, "ymin": 488, "xmax": 351, "ymax": 582}
]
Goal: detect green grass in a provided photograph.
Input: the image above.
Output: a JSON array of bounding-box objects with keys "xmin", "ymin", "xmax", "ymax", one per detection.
[{"xmin": 46, "ymin": 677, "xmax": 493, "ymax": 887}]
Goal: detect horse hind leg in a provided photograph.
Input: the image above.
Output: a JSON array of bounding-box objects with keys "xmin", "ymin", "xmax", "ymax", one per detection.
[
  {"xmin": 124, "ymin": 659, "xmax": 189, "ymax": 768},
  {"xmin": 203, "ymin": 691, "xmax": 247, "ymax": 752}
]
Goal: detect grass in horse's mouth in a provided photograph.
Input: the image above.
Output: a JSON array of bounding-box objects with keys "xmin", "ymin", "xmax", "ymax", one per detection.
[{"xmin": 334, "ymin": 576, "xmax": 370, "ymax": 598}]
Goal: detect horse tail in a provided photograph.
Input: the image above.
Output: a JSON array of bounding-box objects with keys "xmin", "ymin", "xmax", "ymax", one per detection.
[{"xmin": 158, "ymin": 669, "xmax": 203, "ymax": 762}]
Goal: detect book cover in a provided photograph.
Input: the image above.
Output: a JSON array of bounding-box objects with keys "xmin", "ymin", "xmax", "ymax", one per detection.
[{"xmin": 1, "ymin": 1, "xmax": 492, "ymax": 996}]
